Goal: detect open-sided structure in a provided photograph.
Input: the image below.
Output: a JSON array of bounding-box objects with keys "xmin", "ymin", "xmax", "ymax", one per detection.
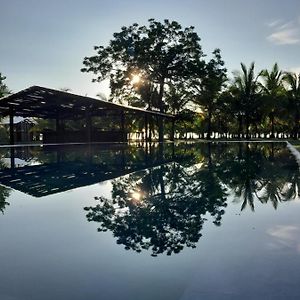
[{"xmin": 0, "ymin": 86, "xmax": 175, "ymax": 144}]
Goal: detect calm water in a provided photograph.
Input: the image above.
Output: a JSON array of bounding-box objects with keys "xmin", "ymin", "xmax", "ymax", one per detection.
[{"xmin": 0, "ymin": 142, "xmax": 300, "ymax": 300}]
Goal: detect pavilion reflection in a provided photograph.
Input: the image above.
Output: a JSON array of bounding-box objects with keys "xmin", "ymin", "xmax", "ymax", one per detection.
[{"xmin": 0, "ymin": 143, "xmax": 183, "ymax": 198}]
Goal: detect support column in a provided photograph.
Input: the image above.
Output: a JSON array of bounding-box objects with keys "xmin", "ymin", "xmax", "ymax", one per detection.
[
  {"xmin": 158, "ymin": 116, "xmax": 163, "ymax": 143},
  {"xmin": 145, "ymin": 113, "xmax": 149, "ymax": 143},
  {"xmin": 56, "ymin": 115, "xmax": 61, "ymax": 143},
  {"xmin": 149, "ymin": 115, "xmax": 152, "ymax": 142},
  {"xmin": 120, "ymin": 111, "xmax": 126, "ymax": 143},
  {"xmin": 86, "ymin": 110, "xmax": 92, "ymax": 144},
  {"xmin": 10, "ymin": 147, "xmax": 15, "ymax": 169},
  {"xmin": 170, "ymin": 118, "xmax": 175, "ymax": 142},
  {"xmin": 9, "ymin": 108, "xmax": 14, "ymax": 145}
]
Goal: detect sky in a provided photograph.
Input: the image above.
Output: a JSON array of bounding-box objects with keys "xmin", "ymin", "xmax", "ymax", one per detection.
[{"xmin": 1, "ymin": 0, "xmax": 300, "ymax": 98}]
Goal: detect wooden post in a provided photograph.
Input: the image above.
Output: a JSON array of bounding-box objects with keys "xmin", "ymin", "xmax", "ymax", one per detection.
[
  {"xmin": 170, "ymin": 118, "xmax": 175, "ymax": 142},
  {"xmin": 120, "ymin": 111, "xmax": 126, "ymax": 142},
  {"xmin": 158, "ymin": 116, "xmax": 163, "ymax": 143},
  {"xmin": 56, "ymin": 115, "xmax": 61, "ymax": 143},
  {"xmin": 145, "ymin": 113, "xmax": 149, "ymax": 143},
  {"xmin": 9, "ymin": 109, "xmax": 14, "ymax": 145},
  {"xmin": 86, "ymin": 110, "xmax": 92, "ymax": 144},
  {"xmin": 10, "ymin": 147, "xmax": 15, "ymax": 169},
  {"xmin": 149, "ymin": 115, "xmax": 152, "ymax": 142}
]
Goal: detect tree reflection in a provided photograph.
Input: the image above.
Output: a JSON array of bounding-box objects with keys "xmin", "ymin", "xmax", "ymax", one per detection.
[
  {"xmin": 83, "ymin": 142, "xmax": 300, "ymax": 256},
  {"xmin": 218, "ymin": 143, "xmax": 300, "ymax": 210},
  {"xmin": 0, "ymin": 185, "xmax": 10, "ymax": 214},
  {"xmin": 84, "ymin": 146, "xmax": 228, "ymax": 256},
  {"xmin": 218, "ymin": 143, "xmax": 263, "ymax": 211},
  {"xmin": 0, "ymin": 157, "xmax": 11, "ymax": 213},
  {"xmin": 258, "ymin": 147, "xmax": 294, "ymax": 208},
  {"xmin": 281, "ymin": 157, "xmax": 300, "ymax": 201}
]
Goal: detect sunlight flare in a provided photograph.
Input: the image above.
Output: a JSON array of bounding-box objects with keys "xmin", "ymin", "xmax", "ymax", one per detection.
[{"xmin": 131, "ymin": 74, "xmax": 141, "ymax": 85}]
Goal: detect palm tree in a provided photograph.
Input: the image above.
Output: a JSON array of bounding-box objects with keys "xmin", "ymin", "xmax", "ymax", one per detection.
[
  {"xmin": 260, "ymin": 63, "xmax": 284, "ymax": 138},
  {"xmin": 232, "ymin": 62, "xmax": 261, "ymax": 139},
  {"xmin": 283, "ymin": 72, "xmax": 300, "ymax": 139}
]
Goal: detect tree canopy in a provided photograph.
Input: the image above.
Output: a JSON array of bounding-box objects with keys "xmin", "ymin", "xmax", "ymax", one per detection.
[
  {"xmin": 0, "ymin": 73, "xmax": 10, "ymax": 98},
  {"xmin": 81, "ymin": 19, "xmax": 206, "ymax": 111}
]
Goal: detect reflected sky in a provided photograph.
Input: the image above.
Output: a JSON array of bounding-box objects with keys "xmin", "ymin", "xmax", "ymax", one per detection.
[
  {"xmin": 0, "ymin": 142, "xmax": 300, "ymax": 299},
  {"xmin": 83, "ymin": 142, "xmax": 300, "ymax": 256}
]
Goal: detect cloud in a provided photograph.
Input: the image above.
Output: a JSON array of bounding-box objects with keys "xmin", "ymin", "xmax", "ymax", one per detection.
[
  {"xmin": 279, "ymin": 21, "xmax": 295, "ymax": 30},
  {"xmin": 267, "ymin": 225, "xmax": 300, "ymax": 252},
  {"xmin": 266, "ymin": 19, "xmax": 283, "ymax": 28},
  {"xmin": 268, "ymin": 225, "xmax": 299, "ymax": 241},
  {"xmin": 267, "ymin": 28, "xmax": 300, "ymax": 45},
  {"xmin": 266, "ymin": 18, "xmax": 300, "ymax": 45}
]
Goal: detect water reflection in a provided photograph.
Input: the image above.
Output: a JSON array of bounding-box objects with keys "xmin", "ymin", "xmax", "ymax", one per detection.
[
  {"xmin": 0, "ymin": 185, "xmax": 10, "ymax": 214},
  {"xmin": 85, "ymin": 161, "xmax": 227, "ymax": 256},
  {"xmin": 0, "ymin": 144, "xmax": 177, "ymax": 198},
  {"xmin": 84, "ymin": 142, "xmax": 300, "ymax": 255},
  {"xmin": 0, "ymin": 142, "xmax": 299, "ymax": 242},
  {"xmin": 0, "ymin": 158, "xmax": 11, "ymax": 214}
]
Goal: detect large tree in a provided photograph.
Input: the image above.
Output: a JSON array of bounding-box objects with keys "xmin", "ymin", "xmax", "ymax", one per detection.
[
  {"xmin": 0, "ymin": 73, "xmax": 11, "ymax": 98},
  {"xmin": 190, "ymin": 49, "xmax": 227, "ymax": 139},
  {"xmin": 81, "ymin": 19, "xmax": 205, "ymax": 141}
]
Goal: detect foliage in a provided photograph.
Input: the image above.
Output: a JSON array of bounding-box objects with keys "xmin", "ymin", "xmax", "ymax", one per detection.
[
  {"xmin": 80, "ymin": 19, "xmax": 300, "ymax": 139},
  {"xmin": 283, "ymin": 72, "xmax": 300, "ymax": 138},
  {"xmin": 259, "ymin": 63, "xmax": 285, "ymax": 137},
  {"xmin": 84, "ymin": 145, "xmax": 227, "ymax": 256},
  {"xmin": 190, "ymin": 48, "xmax": 227, "ymax": 138},
  {"xmin": 0, "ymin": 73, "xmax": 11, "ymax": 98},
  {"xmin": 82, "ymin": 19, "xmax": 205, "ymax": 112},
  {"xmin": 84, "ymin": 142, "xmax": 300, "ymax": 256},
  {"xmin": 231, "ymin": 62, "xmax": 262, "ymax": 138},
  {"xmin": 0, "ymin": 185, "xmax": 10, "ymax": 214}
]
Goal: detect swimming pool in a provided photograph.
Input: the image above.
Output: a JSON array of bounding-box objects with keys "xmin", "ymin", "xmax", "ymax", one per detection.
[{"xmin": 0, "ymin": 142, "xmax": 299, "ymax": 299}]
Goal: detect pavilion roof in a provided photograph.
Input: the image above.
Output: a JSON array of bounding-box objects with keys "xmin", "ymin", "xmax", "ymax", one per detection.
[{"xmin": 0, "ymin": 85, "xmax": 174, "ymax": 119}]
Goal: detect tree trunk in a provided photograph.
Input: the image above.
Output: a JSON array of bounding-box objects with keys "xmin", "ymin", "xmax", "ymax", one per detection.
[
  {"xmin": 207, "ymin": 142, "xmax": 212, "ymax": 167},
  {"xmin": 294, "ymin": 113, "xmax": 299, "ymax": 139},
  {"xmin": 245, "ymin": 114, "xmax": 250, "ymax": 139},
  {"xmin": 238, "ymin": 115, "xmax": 243, "ymax": 139},
  {"xmin": 158, "ymin": 78, "xmax": 165, "ymax": 143},
  {"xmin": 270, "ymin": 112, "xmax": 275, "ymax": 138},
  {"xmin": 207, "ymin": 109, "xmax": 212, "ymax": 140}
]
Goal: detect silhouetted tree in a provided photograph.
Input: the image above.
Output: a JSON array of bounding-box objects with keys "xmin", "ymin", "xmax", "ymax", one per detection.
[
  {"xmin": 191, "ymin": 49, "xmax": 227, "ymax": 139},
  {"xmin": 260, "ymin": 63, "xmax": 285, "ymax": 138},
  {"xmin": 0, "ymin": 73, "xmax": 11, "ymax": 98},
  {"xmin": 81, "ymin": 19, "xmax": 207, "ymax": 141},
  {"xmin": 232, "ymin": 63, "xmax": 261, "ymax": 138},
  {"xmin": 283, "ymin": 72, "xmax": 300, "ymax": 139}
]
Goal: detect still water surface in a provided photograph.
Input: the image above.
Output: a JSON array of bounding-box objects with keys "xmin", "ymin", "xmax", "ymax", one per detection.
[{"xmin": 0, "ymin": 142, "xmax": 300, "ymax": 300}]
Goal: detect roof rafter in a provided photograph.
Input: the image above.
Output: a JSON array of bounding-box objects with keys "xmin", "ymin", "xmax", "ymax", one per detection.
[{"xmin": 0, "ymin": 86, "xmax": 174, "ymax": 119}]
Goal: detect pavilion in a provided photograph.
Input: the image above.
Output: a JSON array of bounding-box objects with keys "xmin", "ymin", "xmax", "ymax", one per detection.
[{"xmin": 0, "ymin": 86, "xmax": 175, "ymax": 145}]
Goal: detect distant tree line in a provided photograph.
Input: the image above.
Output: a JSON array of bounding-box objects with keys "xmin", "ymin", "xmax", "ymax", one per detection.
[{"xmin": 82, "ymin": 19, "xmax": 300, "ymax": 140}]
